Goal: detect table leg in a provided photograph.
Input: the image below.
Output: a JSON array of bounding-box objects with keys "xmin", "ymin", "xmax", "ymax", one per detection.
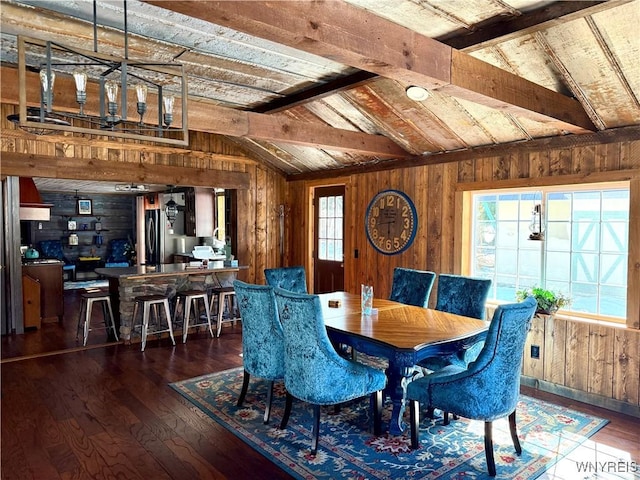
[{"xmin": 386, "ymin": 357, "xmax": 415, "ymax": 435}]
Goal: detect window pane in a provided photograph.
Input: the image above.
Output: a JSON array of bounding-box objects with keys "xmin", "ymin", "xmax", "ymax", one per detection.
[
  {"xmin": 319, "ymin": 218, "xmax": 327, "ymax": 237},
  {"xmin": 319, "ymin": 197, "xmax": 327, "ymax": 216},
  {"xmin": 327, "ymin": 196, "xmax": 335, "ymax": 217},
  {"xmin": 600, "ymin": 253, "xmax": 627, "ymax": 285},
  {"xmin": 327, "ymin": 240, "xmax": 335, "ymax": 260},
  {"xmin": 496, "ymin": 249, "xmax": 517, "ymax": 275},
  {"xmin": 336, "ymin": 196, "xmax": 343, "ymax": 218},
  {"xmin": 600, "ymin": 285, "xmax": 626, "ymax": 317},
  {"xmin": 546, "ymin": 251, "xmax": 570, "ymax": 282},
  {"xmin": 319, "ymin": 239, "xmax": 326, "ymax": 259},
  {"xmin": 546, "ymin": 221, "xmax": 571, "ymax": 251},
  {"xmin": 470, "ymin": 184, "xmax": 629, "ymax": 319},
  {"xmin": 602, "ymin": 222, "xmax": 627, "ymax": 253},
  {"xmin": 573, "ymin": 222, "xmax": 600, "ymax": 252}
]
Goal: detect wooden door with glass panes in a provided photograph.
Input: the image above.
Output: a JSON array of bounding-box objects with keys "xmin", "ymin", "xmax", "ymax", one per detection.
[{"xmin": 313, "ymin": 186, "xmax": 345, "ymax": 293}]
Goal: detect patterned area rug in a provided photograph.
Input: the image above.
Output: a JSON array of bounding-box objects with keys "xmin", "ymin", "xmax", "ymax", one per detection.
[{"xmin": 170, "ymin": 367, "xmax": 608, "ymax": 479}]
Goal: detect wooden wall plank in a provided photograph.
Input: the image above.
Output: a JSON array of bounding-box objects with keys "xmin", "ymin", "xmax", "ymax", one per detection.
[
  {"xmin": 543, "ymin": 316, "xmax": 567, "ymax": 385},
  {"xmin": 613, "ymin": 328, "xmax": 640, "ymax": 405},
  {"xmin": 588, "ymin": 324, "xmax": 615, "ymax": 397},
  {"xmin": 565, "ymin": 322, "xmax": 590, "ymax": 392},
  {"xmin": 523, "ymin": 315, "xmax": 545, "ymax": 378}
]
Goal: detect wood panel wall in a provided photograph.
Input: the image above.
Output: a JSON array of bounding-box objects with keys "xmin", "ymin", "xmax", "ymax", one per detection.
[
  {"xmin": 1, "ymin": 103, "xmax": 286, "ymax": 286},
  {"xmin": 286, "ymin": 139, "xmax": 640, "ymax": 414}
]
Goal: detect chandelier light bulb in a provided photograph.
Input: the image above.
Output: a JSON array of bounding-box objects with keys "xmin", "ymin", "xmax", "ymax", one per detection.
[
  {"xmin": 73, "ymin": 70, "xmax": 87, "ymax": 93},
  {"xmin": 39, "ymin": 69, "xmax": 55, "ymax": 110},
  {"xmin": 163, "ymin": 94, "xmax": 175, "ymax": 127},
  {"xmin": 39, "ymin": 69, "xmax": 55, "ymax": 93},
  {"xmin": 135, "ymin": 84, "xmax": 148, "ymax": 103},
  {"xmin": 135, "ymin": 84, "xmax": 148, "ymax": 125},
  {"xmin": 105, "ymin": 80, "xmax": 119, "ymax": 103},
  {"xmin": 105, "ymin": 80, "xmax": 120, "ymax": 124},
  {"xmin": 73, "ymin": 70, "xmax": 88, "ymax": 115}
]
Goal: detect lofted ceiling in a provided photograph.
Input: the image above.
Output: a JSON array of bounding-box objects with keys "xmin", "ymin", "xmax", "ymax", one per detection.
[{"xmin": 1, "ymin": 0, "xmax": 639, "ymax": 184}]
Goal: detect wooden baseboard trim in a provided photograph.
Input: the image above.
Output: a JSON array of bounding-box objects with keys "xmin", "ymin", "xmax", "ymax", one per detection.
[{"xmin": 521, "ymin": 376, "xmax": 640, "ymax": 419}]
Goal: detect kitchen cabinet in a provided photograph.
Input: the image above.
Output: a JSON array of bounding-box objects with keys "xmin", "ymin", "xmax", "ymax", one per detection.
[
  {"xmin": 184, "ymin": 187, "xmax": 214, "ymax": 237},
  {"xmin": 22, "ymin": 262, "xmax": 64, "ymax": 323},
  {"xmin": 22, "ymin": 274, "xmax": 41, "ymax": 329}
]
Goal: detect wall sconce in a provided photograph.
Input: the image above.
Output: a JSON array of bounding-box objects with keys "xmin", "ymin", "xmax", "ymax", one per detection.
[{"xmin": 529, "ymin": 203, "xmax": 544, "ymax": 241}]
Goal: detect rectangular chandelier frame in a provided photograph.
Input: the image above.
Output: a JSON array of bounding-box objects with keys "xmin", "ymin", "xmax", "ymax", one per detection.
[{"xmin": 17, "ymin": 35, "xmax": 189, "ymax": 147}]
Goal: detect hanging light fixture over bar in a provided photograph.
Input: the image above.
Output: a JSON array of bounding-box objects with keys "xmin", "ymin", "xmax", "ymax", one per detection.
[{"xmin": 12, "ymin": 35, "xmax": 188, "ymax": 146}]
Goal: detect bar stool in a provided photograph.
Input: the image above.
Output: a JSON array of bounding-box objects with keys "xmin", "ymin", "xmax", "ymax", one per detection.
[
  {"xmin": 76, "ymin": 290, "xmax": 118, "ymax": 346},
  {"xmin": 174, "ymin": 289, "xmax": 213, "ymax": 343},
  {"xmin": 132, "ymin": 294, "xmax": 176, "ymax": 351},
  {"xmin": 209, "ymin": 286, "xmax": 241, "ymax": 337}
]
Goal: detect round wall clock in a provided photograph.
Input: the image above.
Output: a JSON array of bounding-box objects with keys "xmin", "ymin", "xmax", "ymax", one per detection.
[{"xmin": 365, "ymin": 189, "xmax": 418, "ymax": 255}]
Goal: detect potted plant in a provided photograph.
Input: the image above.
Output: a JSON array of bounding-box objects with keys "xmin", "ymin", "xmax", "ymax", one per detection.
[{"xmin": 515, "ymin": 286, "xmax": 571, "ymax": 315}]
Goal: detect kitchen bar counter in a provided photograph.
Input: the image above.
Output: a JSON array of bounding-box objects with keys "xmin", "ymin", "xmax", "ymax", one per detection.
[
  {"xmin": 95, "ymin": 261, "xmax": 240, "ymax": 279},
  {"xmin": 95, "ymin": 261, "xmax": 245, "ymax": 342}
]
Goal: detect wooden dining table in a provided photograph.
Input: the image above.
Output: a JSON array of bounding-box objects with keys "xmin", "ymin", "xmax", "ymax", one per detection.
[{"xmin": 319, "ymin": 291, "xmax": 489, "ymax": 435}]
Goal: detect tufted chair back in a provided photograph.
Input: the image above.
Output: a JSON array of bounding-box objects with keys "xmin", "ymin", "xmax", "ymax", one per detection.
[
  {"xmin": 420, "ymin": 274, "xmax": 492, "ymax": 370},
  {"xmin": 106, "ymin": 239, "xmax": 130, "ymax": 266},
  {"xmin": 274, "ymin": 287, "xmax": 386, "ymax": 455},
  {"xmin": 234, "ymin": 281, "xmax": 284, "ymax": 381},
  {"xmin": 38, "ymin": 240, "xmax": 65, "ymax": 261},
  {"xmin": 435, "ymin": 274, "xmax": 492, "ymax": 320},
  {"xmin": 264, "ymin": 266, "xmax": 307, "ymax": 293},
  {"xmin": 233, "ymin": 280, "xmax": 285, "ymax": 424},
  {"xmin": 389, "ymin": 267, "xmax": 436, "ymax": 307},
  {"xmin": 406, "ymin": 296, "xmax": 537, "ymax": 475}
]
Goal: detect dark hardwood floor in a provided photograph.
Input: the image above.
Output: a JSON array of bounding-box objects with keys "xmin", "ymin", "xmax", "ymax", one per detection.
[{"xmin": 1, "ymin": 290, "xmax": 638, "ymax": 479}]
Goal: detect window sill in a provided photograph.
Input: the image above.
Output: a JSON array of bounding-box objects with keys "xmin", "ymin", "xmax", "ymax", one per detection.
[{"xmin": 485, "ymin": 302, "xmax": 627, "ymax": 328}]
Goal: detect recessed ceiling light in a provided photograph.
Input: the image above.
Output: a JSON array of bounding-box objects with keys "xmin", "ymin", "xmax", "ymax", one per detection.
[{"xmin": 405, "ymin": 86, "xmax": 429, "ymax": 101}]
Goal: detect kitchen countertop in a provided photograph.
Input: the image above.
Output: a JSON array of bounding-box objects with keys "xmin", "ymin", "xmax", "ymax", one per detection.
[
  {"xmin": 95, "ymin": 261, "xmax": 242, "ymax": 279},
  {"xmin": 22, "ymin": 259, "xmax": 64, "ymax": 266}
]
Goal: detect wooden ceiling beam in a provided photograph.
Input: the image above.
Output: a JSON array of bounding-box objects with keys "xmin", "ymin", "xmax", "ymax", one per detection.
[
  {"xmin": 253, "ymin": 1, "xmax": 620, "ymax": 112},
  {"xmin": 1, "ymin": 152, "xmax": 251, "ymax": 190},
  {"xmin": 0, "ymin": 67, "xmax": 410, "ymax": 159},
  {"xmin": 252, "ymin": 70, "xmax": 377, "ymax": 113},
  {"xmin": 145, "ymin": 0, "xmax": 595, "ymax": 134},
  {"xmin": 288, "ymin": 125, "xmax": 640, "ymax": 181},
  {"xmin": 447, "ymin": 1, "xmax": 619, "ymax": 51}
]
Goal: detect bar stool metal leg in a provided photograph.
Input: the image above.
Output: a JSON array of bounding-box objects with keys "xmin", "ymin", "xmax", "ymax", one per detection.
[{"xmin": 177, "ymin": 291, "xmax": 213, "ymax": 343}]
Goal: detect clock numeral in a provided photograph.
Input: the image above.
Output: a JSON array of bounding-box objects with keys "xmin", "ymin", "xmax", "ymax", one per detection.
[
  {"xmin": 403, "ymin": 217, "xmax": 411, "ymax": 229},
  {"xmin": 386, "ymin": 195, "xmax": 394, "ymax": 207},
  {"xmin": 402, "ymin": 205, "xmax": 410, "ymax": 217}
]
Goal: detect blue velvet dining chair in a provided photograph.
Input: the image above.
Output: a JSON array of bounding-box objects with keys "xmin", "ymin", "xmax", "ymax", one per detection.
[
  {"xmin": 389, "ymin": 267, "xmax": 436, "ymax": 307},
  {"xmin": 419, "ymin": 274, "xmax": 492, "ymax": 371},
  {"xmin": 273, "ymin": 287, "xmax": 386, "ymax": 456},
  {"xmin": 264, "ymin": 266, "xmax": 307, "ymax": 293},
  {"xmin": 406, "ymin": 296, "xmax": 537, "ymax": 477},
  {"xmin": 233, "ymin": 280, "xmax": 285, "ymax": 424}
]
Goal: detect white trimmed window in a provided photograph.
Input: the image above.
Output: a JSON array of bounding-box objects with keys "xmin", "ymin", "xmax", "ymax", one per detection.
[{"xmin": 469, "ymin": 182, "xmax": 629, "ymax": 321}]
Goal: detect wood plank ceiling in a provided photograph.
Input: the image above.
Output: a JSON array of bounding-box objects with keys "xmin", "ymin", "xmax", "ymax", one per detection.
[{"xmin": 1, "ymin": 0, "xmax": 639, "ymax": 181}]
